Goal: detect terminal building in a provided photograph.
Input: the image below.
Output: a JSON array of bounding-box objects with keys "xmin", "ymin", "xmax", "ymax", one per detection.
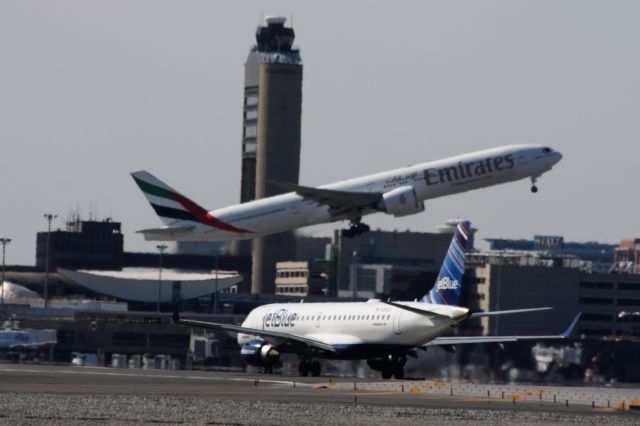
[
  {"xmin": 485, "ymin": 235, "xmax": 616, "ymax": 273},
  {"xmin": 333, "ymin": 227, "xmax": 468, "ymax": 301},
  {"xmin": 36, "ymin": 217, "xmax": 123, "ymax": 271},
  {"xmin": 466, "ymin": 250, "xmax": 640, "ymax": 339}
]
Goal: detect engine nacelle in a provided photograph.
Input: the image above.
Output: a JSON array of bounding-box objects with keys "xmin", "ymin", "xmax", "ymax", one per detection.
[
  {"xmin": 379, "ymin": 186, "xmax": 425, "ymax": 217},
  {"xmin": 240, "ymin": 339, "xmax": 281, "ymax": 368}
]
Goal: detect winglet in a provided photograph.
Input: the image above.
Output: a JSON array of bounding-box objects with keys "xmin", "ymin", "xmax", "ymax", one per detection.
[{"xmin": 561, "ymin": 312, "xmax": 581, "ymax": 338}]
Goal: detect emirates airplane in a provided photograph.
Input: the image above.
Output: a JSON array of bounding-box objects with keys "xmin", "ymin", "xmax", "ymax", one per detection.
[
  {"xmin": 131, "ymin": 144, "xmax": 562, "ymax": 240},
  {"xmin": 176, "ymin": 221, "xmax": 580, "ymax": 379}
]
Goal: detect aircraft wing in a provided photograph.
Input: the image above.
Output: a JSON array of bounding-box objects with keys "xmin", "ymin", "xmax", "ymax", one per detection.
[
  {"xmin": 271, "ymin": 181, "xmax": 382, "ymax": 217},
  {"xmin": 424, "ymin": 313, "xmax": 581, "ymax": 347},
  {"xmin": 469, "ymin": 307, "xmax": 553, "ymax": 319},
  {"xmin": 177, "ymin": 318, "xmax": 337, "ymax": 354},
  {"xmin": 9, "ymin": 340, "xmax": 58, "ymax": 349}
]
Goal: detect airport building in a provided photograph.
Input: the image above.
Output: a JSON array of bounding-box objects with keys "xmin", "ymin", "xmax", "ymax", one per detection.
[
  {"xmin": 231, "ymin": 16, "xmax": 303, "ymax": 295},
  {"xmin": 611, "ymin": 238, "xmax": 640, "ymax": 274},
  {"xmin": 332, "ymin": 228, "xmax": 460, "ymax": 300},
  {"xmin": 275, "ymin": 260, "xmax": 331, "ymax": 296},
  {"xmin": 467, "ymin": 250, "xmax": 640, "ymax": 339},
  {"xmin": 36, "ymin": 217, "xmax": 123, "ymax": 271},
  {"xmin": 485, "ymin": 235, "xmax": 616, "ymax": 273}
]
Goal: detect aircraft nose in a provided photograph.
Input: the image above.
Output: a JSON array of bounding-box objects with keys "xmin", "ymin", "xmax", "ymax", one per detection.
[{"xmin": 552, "ymin": 151, "xmax": 563, "ymax": 164}]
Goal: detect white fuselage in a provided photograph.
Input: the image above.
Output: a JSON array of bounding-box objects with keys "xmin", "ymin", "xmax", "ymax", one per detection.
[
  {"xmin": 237, "ymin": 301, "xmax": 469, "ymax": 359},
  {"xmin": 179, "ymin": 144, "xmax": 561, "ymax": 240}
]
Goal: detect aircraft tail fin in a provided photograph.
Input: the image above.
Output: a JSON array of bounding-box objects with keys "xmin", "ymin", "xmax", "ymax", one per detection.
[
  {"xmin": 131, "ymin": 171, "xmax": 208, "ymax": 226},
  {"xmin": 421, "ymin": 220, "xmax": 471, "ymax": 306}
]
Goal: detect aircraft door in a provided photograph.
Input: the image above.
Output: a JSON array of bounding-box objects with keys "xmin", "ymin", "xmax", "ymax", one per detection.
[{"xmin": 393, "ymin": 310, "xmax": 402, "ymax": 335}]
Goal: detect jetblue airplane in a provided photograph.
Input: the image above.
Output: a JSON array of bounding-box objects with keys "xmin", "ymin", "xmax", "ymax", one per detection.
[
  {"xmin": 132, "ymin": 144, "xmax": 562, "ymax": 240},
  {"xmin": 177, "ymin": 221, "xmax": 580, "ymax": 379}
]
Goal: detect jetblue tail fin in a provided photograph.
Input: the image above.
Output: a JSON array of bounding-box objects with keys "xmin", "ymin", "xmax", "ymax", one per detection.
[{"xmin": 421, "ymin": 220, "xmax": 471, "ymax": 306}]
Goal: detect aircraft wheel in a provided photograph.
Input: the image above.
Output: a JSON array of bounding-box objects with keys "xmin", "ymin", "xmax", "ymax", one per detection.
[
  {"xmin": 298, "ymin": 361, "xmax": 310, "ymax": 377},
  {"xmin": 381, "ymin": 369, "xmax": 393, "ymax": 380},
  {"xmin": 392, "ymin": 365, "xmax": 404, "ymax": 380},
  {"xmin": 310, "ymin": 361, "xmax": 322, "ymax": 377},
  {"xmin": 531, "ymin": 185, "xmax": 538, "ymax": 193}
]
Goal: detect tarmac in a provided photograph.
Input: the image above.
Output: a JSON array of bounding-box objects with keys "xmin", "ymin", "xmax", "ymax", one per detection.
[{"xmin": 0, "ymin": 363, "xmax": 638, "ymax": 425}]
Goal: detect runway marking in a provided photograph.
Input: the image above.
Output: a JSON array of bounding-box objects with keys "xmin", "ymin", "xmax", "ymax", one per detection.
[{"xmin": 0, "ymin": 367, "xmax": 308, "ymax": 388}]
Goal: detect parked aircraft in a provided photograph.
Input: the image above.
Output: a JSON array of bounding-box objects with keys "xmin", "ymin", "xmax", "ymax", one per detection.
[
  {"xmin": 132, "ymin": 145, "xmax": 562, "ymax": 240},
  {"xmin": 176, "ymin": 221, "xmax": 579, "ymax": 379}
]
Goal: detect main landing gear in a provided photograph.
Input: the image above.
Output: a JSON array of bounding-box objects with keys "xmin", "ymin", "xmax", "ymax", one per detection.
[
  {"xmin": 298, "ymin": 358, "xmax": 322, "ymax": 377},
  {"xmin": 367, "ymin": 356, "xmax": 406, "ymax": 380},
  {"xmin": 530, "ymin": 176, "xmax": 539, "ymax": 193},
  {"xmin": 342, "ymin": 217, "xmax": 370, "ymax": 239}
]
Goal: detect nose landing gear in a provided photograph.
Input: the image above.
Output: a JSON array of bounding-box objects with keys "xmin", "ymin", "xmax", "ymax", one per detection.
[{"xmin": 530, "ymin": 176, "xmax": 539, "ymax": 193}]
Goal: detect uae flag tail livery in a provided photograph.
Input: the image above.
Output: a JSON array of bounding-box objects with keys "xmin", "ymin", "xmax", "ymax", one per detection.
[
  {"xmin": 131, "ymin": 171, "xmax": 207, "ymax": 225},
  {"xmin": 131, "ymin": 171, "xmax": 252, "ymax": 235},
  {"xmin": 421, "ymin": 220, "xmax": 470, "ymax": 306}
]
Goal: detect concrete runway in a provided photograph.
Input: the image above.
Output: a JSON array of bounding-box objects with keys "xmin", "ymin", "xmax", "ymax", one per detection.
[{"xmin": 0, "ymin": 363, "xmax": 638, "ymax": 424}]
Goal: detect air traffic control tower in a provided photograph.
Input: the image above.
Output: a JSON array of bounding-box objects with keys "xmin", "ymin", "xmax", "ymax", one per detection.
[{"xmin": 235, "ymin": 16, "xmax": 303, "ymax": 294}]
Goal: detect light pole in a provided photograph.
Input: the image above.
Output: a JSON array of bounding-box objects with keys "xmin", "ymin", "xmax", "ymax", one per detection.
[
  {"xmin": 494, "ymin": 240, "xmax": 505, "ymax": 335},
  {"xmin": 213, "ymin": 251, "xmax": 219, "ymax": 315},
  {"xmin": 1, "ymin": 237, "xmax": 11, "ymax": 314},
  {"xmin": 43, "ymin": 214, "xmax": 57, "ymax": 309},
  {"xmin": 351, "ymin": 250, "xmax": 359, "ymax": 301},
  {"xmin": 156, "ymin": 244, "xmax": 168, "ymax": 313}
]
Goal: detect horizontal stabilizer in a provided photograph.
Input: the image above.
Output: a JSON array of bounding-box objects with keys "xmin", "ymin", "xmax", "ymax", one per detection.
[
  {"xmin": 469, "ymin": 307, "xmax": 553, "ymax": 319},
  {"xmin": 137, "ymin": 225, "xmax": 195, "ymax": 241},
  {"xmin": 381, "ymin": 300, "xmax": 454, "ymax": 320}
]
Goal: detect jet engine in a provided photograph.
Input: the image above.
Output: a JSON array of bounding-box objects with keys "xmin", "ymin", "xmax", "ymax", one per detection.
[
  {"xmin": 240, "ymin": 339, "xmax": 281, "ymax": 368},
  {"xmin": 379, "ymin": 186, "xmax": 425, "ymax": 217}
]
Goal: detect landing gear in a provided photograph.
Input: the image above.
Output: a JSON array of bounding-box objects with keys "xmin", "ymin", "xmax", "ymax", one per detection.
[
  {"xmin": 342, "ymin": 217, "xmax": 370, "ymax": 238},
  {"xmin": 392, "ymin": 364, "xmax": 405, "ymax": 380},
  {"xmin": 262, "ymin": 365, "xmax": 274, "ymax": 374},
  {"xmin": 372, "ymin": 355, "xmax": 406, "ymax": 380},
  {"xmin": 310, "ymin": 361, "xmax": 322, "ymax": 377},
  {"xmin": 298, "ymin": 361, "xmax": 310, "ymax": 377},
  {"xmin": 530, "ymin": 176, "xmax": 539, "ymax": 193},
  {"xmin": 298, "ymin": 359, "xmax": 322, "ymax": 377}
]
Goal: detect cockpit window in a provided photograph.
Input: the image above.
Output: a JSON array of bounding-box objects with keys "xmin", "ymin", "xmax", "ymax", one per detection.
[{"xmin": 542, "ymin": 147, "xmax": 552, "ymax": 153}]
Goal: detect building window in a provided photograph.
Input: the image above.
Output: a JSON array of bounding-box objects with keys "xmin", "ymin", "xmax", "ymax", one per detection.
[
  {"xmin": 580, "ymin": 281, "xmax": 614, "ymax": 290},
  {"xmin": 245, "ymin": 95, "xmax": 258, "ymax": 106},
  {"xmin": 582, "ymin": 313, "xmax": 612, "ymax": 322},
  {"xmin": 579, "ymin": 297, "xmax": 613, "ymax": 305},
  {"xmin": 618, "ymin": 298, "xmax": 640, "ymax": 306},
  {"xmin": 245, "ymin": 109, "xmax": 258, "ymax": 120},
  {"xmin": 243, "ymin": 141, "xmax": 256, "ymax": 153},
  {"xmin": 619, "ymin": 283, "xmax": 640, "ymax": 291},
  {"xmin": 244, "ymin": 125, "xmax": 257, "ymax": 138}
]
